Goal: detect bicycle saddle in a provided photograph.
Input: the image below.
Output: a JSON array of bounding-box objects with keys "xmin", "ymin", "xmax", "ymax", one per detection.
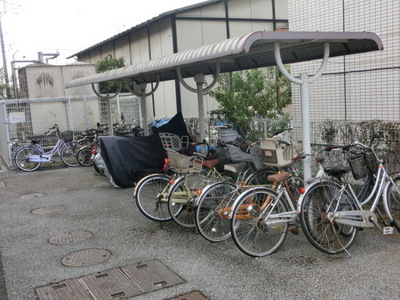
[
  {"xmin": 324, "ymin": 165, "xmax": 351, "ymax": 178},
  {"xmin": 31, "ymin": 139, "xmax": 41, "ymax": 144}
]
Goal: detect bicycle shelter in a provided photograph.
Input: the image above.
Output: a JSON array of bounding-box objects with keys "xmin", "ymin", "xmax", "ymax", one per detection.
[{"xmin": 65, "ymin": 31, "xmax": 383, "ymax": 180}]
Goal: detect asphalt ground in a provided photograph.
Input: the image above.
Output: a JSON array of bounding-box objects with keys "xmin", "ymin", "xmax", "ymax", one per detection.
[{"xmin": 0, "ymin": 162, "xmax": 400, "ymax": 300}]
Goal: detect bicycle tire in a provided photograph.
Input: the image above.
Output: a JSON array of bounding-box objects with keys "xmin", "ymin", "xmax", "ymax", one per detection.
[
  {"xmin": 60, "ymin": 142, "xmax": 80, "ymax": 167},
  {"xmin": 134, "ymin": 173, "xmax": 173, "ymax": 222},
  {"xmin": 230, "ymin": 187, "xmax": 289, "ymax": 257},
  {"xmin": 77, "ymin": 146, "xmax": 94, "ymax": 166},
  {"xmin": 385, "ymin": 176, "xmax": 400, "ymax": 233},
  {"xmin": 13, "ymin": 146, "xmax": 42, "ymax": 172},
  {"xmin": 168, "ymin": 176, "xmax": 197, "ymax": 228},
  {"xmin": 195, "ymin": 181, "xmax": 237, "ymax": 242},
  {"xmin": 299, "ymin": 180, "xmax": 358, "ymax": 255}
]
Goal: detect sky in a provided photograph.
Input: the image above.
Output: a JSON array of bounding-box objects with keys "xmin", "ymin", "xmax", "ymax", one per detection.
[{"xmin": 0, "ymin": 0, "xmax": 206, "ymax": 67}]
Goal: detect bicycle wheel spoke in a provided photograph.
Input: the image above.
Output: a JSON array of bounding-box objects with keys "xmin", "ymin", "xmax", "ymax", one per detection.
[
  {"xmin": 231, "ymin": 188, "xmax": 288, "ymax": 257},
  {"xmin": 300, "ymin": 181, "xmax": 358, "ymax": 255}
]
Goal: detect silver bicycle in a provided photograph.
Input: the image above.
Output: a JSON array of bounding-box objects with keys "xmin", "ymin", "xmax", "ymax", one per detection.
[
  {"xmin": 299, "ymin": 137, "xmax": 400, "ymax": 255},
  {"xmin": 13, "ymin": 124, "xmax": 80, "ymax": 171}
]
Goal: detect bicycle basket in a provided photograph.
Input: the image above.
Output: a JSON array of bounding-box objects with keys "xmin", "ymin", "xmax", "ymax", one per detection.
[
  {"xmin": 260, "ymin": 138, "xmax": 299, "ymax": 168},
  {"xmin": 385, "ymin": 144, "xmax": 400, "ymax": 175},
  {"xmin": 365, "ymin": 151, "xmax": 379, "ymax": 173},
  {"xmin": 348, "ymin": 154, "xmax": 367, "ymax": 180},
  {"xmin": 167, "ymin": 150, "xmax": 202, "ymax": 173},
  {"xmin": 62, "ymin": 131, "xmax": 74, "ymax": 142},
  {"xmin": 184, "ymin": 174, "xmax": 208, "ymax": 190}
]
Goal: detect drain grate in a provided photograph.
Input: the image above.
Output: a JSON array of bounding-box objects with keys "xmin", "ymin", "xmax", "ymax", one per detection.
[
  {"xmin": 62, "ymin": 248, "xmax": 111, "ymax": 267},
  {"xmin": 31, "ymin": 204, "xmax": 66, "ymax": 215},
  {"xmin": 49, "ymin": 231, "xmax": 92, "ymax": 245},
  {"xmin": 21, "ymin": 193, "xmax": 45, "ymax": 199},
  {"xmin": 167, "ymin": 291, "xmax": 209, "ymax": 300},
  {"xmin": 36, "ymin": 259, "xmax": 185, "ymax": 300}
]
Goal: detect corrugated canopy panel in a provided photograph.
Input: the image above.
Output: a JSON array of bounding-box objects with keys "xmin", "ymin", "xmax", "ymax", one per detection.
[{"xmin": 65, "ymin": 31, "xmax": 383, "ymax": 88}]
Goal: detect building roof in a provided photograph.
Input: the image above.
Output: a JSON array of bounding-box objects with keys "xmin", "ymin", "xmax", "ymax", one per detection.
[
  {"xmin": 66, "ymin": 30, "xmax": 383, "ymax": 88},
  {"xmin": 67, "ymin": 0, "xmax": 221, "ymax": 59}
]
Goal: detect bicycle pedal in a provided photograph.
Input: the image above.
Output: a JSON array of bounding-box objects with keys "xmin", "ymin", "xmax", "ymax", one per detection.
[
  {"xmin": 383, "ymin": 226, "xmax": 394, "ymax": 235},
  {"xmin": 289, "ymin": 227, "xmax": 299, "ymax": 235}
]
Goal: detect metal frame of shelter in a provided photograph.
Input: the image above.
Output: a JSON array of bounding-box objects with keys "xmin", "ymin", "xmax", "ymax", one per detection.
[{"xmin": 66, "ymin": 31, "xmax": 383, "ymax": 180}]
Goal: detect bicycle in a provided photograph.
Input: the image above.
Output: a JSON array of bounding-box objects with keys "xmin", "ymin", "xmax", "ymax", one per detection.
[
  {"xmin": 76, "ymin": 126, "xmax": 108, "ymax": 167},
  {"xmin": 134, "ymin": 146, "xmax": 223, "ymax": 223},
  {"xmin": 194, "ymin": 134, "xmax": 304, "ymax": 244},
  {"xmin": 13, "ymin": 124, "xmax": 80, "ymax": 172},
  {"xmin": 227, "ymin": 143, "xmax": 375, "ymax": 257},
  {"xmin": 299, "ymin": 136, "xmax": 400, "ymax": 255},
  {"xmin": 195, "ymin": 153, "xmax": 303, "ymax": 244}
]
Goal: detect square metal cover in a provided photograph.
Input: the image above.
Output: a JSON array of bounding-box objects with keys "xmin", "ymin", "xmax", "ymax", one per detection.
[{"xmin": 35, "ymin": 259, "xmax": 185, "ymax": 300}]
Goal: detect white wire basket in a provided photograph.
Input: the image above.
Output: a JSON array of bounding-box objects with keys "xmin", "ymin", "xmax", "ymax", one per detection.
[
  {"xmin": 260, "ymin": 138, "xmax": 300, "ymax": 168},
  {"xmin": 167, "ymin": 150, "xmax": 202, "ymax": 173}
]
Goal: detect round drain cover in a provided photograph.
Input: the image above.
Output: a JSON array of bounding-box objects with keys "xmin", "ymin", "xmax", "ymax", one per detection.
[
  {"xmin": 49, "ymin": 231, "xmax": 93, "ymax": 245},
  {"xmin": 31, "ymin": 204, "xmax": 66, "ymax": 215},
  {"xmin": 21, "ymin": 193, "xmax": 46, "ymax": 199},
  {"xmin": 62, "ymin": 249, "xmax": 111, "ymax": 267}
]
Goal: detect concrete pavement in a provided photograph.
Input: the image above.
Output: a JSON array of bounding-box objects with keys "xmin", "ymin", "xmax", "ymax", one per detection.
[{"xmin": 0, "ymin": 164, "xmax": 400, "ymax": 300}]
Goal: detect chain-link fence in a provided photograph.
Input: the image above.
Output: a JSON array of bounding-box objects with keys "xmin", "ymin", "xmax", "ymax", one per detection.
[{"xmin": 0, "ymin": 93, "xmax": 141, "ymax": 168}]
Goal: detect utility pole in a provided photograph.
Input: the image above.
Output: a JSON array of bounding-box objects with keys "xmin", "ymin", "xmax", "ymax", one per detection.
[{"xmin": 0, "ymin": 7, "xmax": 11, "ymax": 98}]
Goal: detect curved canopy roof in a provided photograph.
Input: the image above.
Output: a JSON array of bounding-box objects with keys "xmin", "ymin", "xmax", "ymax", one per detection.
[{"xmin": 65, "ymin": 30, "xmax": 383, "ymax": 88}]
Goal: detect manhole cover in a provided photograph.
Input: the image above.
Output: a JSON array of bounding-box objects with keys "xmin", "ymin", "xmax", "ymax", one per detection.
[
  {"xmin": 31, "ymin": 204, "xmax": 66, "ymax": 215},
  {"xmin": 62, "ymin": 249, "xmax": 111, "ymax": 267},
  {"xmin": 49, "ymin": 231, "xmax": 93, "ymax": 245},
  {"xmin": 21, "ymin": 193, "xmax": 45, "ymax": 199}
]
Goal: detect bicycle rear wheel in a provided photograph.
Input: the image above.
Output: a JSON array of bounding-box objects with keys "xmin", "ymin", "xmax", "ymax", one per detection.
[
  {"xmin": 299, "ymin": 180, "xmax": 358, "ymax": 255},
  {"xmin": 13, "ymin": 146, "xmax": 42, "ymax": 172},
  {"xmin": 385, "ymin": 176, "xmax": 400, "ymax": 233},
  {"xmin": 134, "ymin": 173, "xmax": 172, "ymax": 222},
  {"xmin": 77, "ymin": 146, "xmax": 94, "ymax": 166},
  {"xmin": 230, "ymin": 187, "xmax": 289, "ymax": 257},
  {"xmin": 195, "ymin": 181, "xmax": 237, "ymax": 242},
  {"xmin": 168, "ymin": 177, "xmax": 196, "ymax": 228},
  {"xmin": 60, "ymin": 142, "xmax": 80, "ymax": 167}
]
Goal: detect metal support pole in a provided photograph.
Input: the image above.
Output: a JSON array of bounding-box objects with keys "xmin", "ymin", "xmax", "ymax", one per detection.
[
  {"xmin": 274, "ymin": 42, "xmax": 330, "ymax": 182},
  {"xmin": 139, "ymin": 83, "xmax": 149, "ymax": 136},
  {"xmin": 300, "ymin": 74, "xmax": 312, "ymax": 181},
  {"xmin": 194, "ymin": 73, "xmax": 206, "ymax": 142}
]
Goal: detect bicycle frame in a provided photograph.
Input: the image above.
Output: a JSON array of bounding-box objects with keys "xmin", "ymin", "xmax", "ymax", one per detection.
[
  {"xmin": 319, "ymin": 147, "xmax": 396, "ymax": 232},
  {"xmin": 28, "ymin": 138, "xmax": 69, "ymax": 162}
]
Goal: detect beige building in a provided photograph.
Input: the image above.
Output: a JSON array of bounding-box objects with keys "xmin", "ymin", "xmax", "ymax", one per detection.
[
  {"xmin": 69, "ymin": 0, "xmax": 288, "ymax": 120},
  {"xmin": 18, "ymin": 62, "xmax": 96, "ymax": 99}
]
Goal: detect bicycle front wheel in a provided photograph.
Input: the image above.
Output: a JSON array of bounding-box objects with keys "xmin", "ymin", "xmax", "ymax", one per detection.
[
  {"xmin": 195, "ymin": 181, "xmax": 237, "ymax": 242},
  {"xmin": 230, "ymin": 187, "xmax": 289, "ymax": 257},
  {"xmin": 60, "ymin": 142, "xmax": 80, "ymax": 167},
  {"xmin": 168, "ymin": 177, "xmax": 197, "ymax": 228},
  {"xmin": 77, "ymin": 146, "xmax": 94, "ymax": 166},
  {"xmin": 134, "ymin": 173, "xmax": 172, "ymax": 222},
  {"xmin": 385, "ymin": 176, "xmax": 400, "ymax": 233},
  {"xmin": 13, "ymin": 146, "xmax": 42, "ymax": 172},
  {"xmin": 299, "ymin": 180, "xmax": 358, "ymax": 255}
]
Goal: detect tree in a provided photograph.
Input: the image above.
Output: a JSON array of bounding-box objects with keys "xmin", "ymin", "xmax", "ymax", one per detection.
[
  {"xmin": 96, "ymin": 57, "xmax": 126, "ymax": 94},
  {"xmin": 207, "ymin": 67, "xmax": 291, "ymax": 135}
]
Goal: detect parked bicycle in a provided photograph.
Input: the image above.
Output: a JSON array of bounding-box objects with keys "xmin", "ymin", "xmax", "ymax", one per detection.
[
  {"xmin": 299, "ymin": 134, "xmax": 400, "ymax": 255},
  {"xmin": 76, "ymin": 126, "xmax": 109, "ymax": 167},
  {"xmin": 227, "ymin": 142, "xmax": 376, "ymax": 257},
  {"xmin": 13, "ymin": 124, "xmax": 80, "ymax": 172}
]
